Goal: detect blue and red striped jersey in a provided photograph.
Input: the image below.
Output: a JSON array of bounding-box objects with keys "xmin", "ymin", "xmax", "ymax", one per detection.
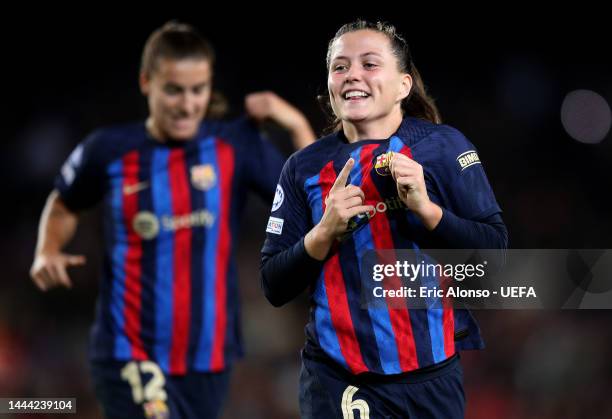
[
  {"xmin": 262, "ymin": 117, "xmax": 501, "ymax": 375},
  {"xmin": 55, "ymin": 117, "xmax": 284, "ymax": 374}
]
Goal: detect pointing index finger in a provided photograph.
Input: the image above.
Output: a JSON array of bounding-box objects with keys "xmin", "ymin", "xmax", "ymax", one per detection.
[{"xmin": 330, "ymin": 158, "xmax": 354, "ymax": 192}]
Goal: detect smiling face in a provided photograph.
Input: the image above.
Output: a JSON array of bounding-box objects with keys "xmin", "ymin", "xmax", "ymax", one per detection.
[
  {"xmin": 140, "ymin": 57, "xmax": 212, "ymax": 141},
  {"xmin": 327, "ymin": 29, "xmax": 412, "ymax": 137}
]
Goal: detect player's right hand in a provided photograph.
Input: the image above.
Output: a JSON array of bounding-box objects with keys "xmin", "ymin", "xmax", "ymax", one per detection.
[
  {"xmin": 30, "ymin": 252, "xmax": 86, "ymax": 291},
  {"xmin": 316, "ymin": 158, "xmax": 373, "ymax": 240}
]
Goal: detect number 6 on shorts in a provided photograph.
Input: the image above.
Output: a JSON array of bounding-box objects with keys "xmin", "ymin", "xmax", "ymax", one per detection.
[{"xmin": 341, "ymin": 385, "xmax": 370, "ymax": 419}]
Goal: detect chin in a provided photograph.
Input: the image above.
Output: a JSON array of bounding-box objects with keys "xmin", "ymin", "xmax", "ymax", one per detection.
[
  {"xmin": 168, "ymin": 126, "xmax": 198, "ymax": 141},
  {"xmin": 174, "ymin": 133, "xmax": 197, "ymax": 141},
  {"xmin": 164, "ymin": 132, "xmax": 193, "ymax": 141},
  {"xmin": 343, "ymin": 113, "xmax": 370, "ymax": 124},
  {"xmin": 340, "ymin": 107, "xmax": 371, "ymax": 122}
]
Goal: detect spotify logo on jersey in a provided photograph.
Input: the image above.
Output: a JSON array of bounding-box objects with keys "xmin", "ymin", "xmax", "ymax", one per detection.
[{"xmin": 132, "ymin": 211, "xmax": 160, "ymax": 240}]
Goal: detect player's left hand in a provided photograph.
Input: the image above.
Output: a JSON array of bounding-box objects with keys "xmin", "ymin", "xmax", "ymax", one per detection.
[
  {"xmin": 389, "ymin": 153, "xmax": 443, "ymax": 230},
  {"xmin": 389, "ymin": 152, "xmax": 430, "ymax": 212}
]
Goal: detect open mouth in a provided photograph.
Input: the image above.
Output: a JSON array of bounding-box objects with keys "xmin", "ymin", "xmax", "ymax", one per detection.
[{"xmin": 343, "ymin": 90, "xmax": 370, "ymax": 101}]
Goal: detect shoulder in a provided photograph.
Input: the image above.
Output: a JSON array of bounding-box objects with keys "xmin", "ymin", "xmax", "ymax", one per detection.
[
  {"xmin": 62, "ymin": 122, "xmax": 145, "ymax": 172},
  {"xmin": 57, "ymin": 123, "xmax": 145, "ymax": 188},
  {"xmin": 292, "ymin": 131, "xmax": 340, "ymax": 163},
  {"xmin": 409, "ymin": 120, "xmax": 479, "ymax": 167},
  {"xmin": 81, "ymin": 122, "xmax": 148, "ymax": 157},
  {"xmin": 405, "ymin": 117, "xmax": 472, "ymax": 149},
  {"xmin": 200, "ymin": 116, "xmax": 260, "ymax": 144},
  {"xmin": 283, "ymin": 132, "xmax": 341, "ymax": 181},
  {"xmin": 428, "ymin": 123, "xmax": 474, "ymax": 149},
  {"xmin": 90, "ymin": 121, "xmax": 146, "ymax": 144}
]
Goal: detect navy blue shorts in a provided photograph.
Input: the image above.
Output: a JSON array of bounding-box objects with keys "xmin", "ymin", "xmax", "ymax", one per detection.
[
  {"xmin": 90, "ymin": 360, "xmax": 230, "ymax": 419},
  {"xmin": 299, "ymin": 352, "xmax": 465, "ymax": 419}
]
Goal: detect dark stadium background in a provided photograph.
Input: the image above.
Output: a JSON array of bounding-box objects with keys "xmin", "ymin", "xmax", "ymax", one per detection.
[{"xmin": 2, "ymin": 10, "xmax": 611, "ymax": 419}]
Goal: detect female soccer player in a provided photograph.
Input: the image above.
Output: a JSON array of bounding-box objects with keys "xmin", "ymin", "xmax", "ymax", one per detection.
[
  {"xmin": 30, "ymin": 21, "xmax": 314, "ymax": 419},
  {"xmin": 261, "ymin": 20, "xmax": 508, "ymax": 418}
]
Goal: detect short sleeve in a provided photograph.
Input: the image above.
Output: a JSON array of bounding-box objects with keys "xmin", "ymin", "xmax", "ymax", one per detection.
[{"xmin": 54, "ymin": 130, "xmax": 107, "ymax": 211}]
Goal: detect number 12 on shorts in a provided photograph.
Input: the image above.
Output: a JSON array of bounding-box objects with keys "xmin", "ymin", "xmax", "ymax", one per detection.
[
  {"xmin": 342, "ymin": 385, "xmax": 370, "ymax": 419},
  {"xmin": 120, "ymin": 361, "xmax": 168, "ymax": 404}
]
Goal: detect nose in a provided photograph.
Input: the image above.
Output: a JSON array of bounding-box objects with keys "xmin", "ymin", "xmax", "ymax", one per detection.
[
  {"xmin": 344, "ymin": 65, "xmax": 362, "ymax": 83},
  {"xmin": 178, "ymin": 92, "xmax": 198, "ymax": 115}
]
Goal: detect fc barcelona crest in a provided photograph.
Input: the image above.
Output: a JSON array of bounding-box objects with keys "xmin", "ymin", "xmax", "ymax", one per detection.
[
  {"xmin": 374, "ymin": 151, "xmax": 394, "ymax": 176},
  {"xmin": 191, "ymin": 164, "xmax": 217, "ymax": 191}
]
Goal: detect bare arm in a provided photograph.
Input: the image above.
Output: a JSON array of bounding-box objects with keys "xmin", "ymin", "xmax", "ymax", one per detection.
[
  {"xmin": 245, "ymin": 91, "xmax": 316, "ymax": 150},
  {"xmin": 30, "ymin": 190, "xmax": 86, "ymax": 291}
]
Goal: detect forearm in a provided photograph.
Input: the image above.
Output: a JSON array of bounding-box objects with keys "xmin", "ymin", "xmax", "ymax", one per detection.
[
  {"xmin": 245, "ymin": 92, "xmax": 315, "ymax": 150},
  {"xmin": 260, "ymin": 238, "xmax": 324, "ymax": 307},
  {"xmin": 304, "ymin": 224, "xmax": 336, "ymax": 261},
  {"xmin": 35, "ymin": 190, "xmax": 79, "ymax": 255},
  {"xmin": 286, "ymin": 115, "xmax": 316, "ymax": 150},
  {"xmin": 431, "ymin": 209, "xmax": 508, "ymax": 249}
]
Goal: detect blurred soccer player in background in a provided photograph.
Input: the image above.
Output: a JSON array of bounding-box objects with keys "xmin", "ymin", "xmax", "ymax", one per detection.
[
  {"xmin": 30, "ymin": 21, "xmax": 315, "ymax": 418},
  {"xmin": 261, "ymin": 20, "xmax": 507, "ymax": 418}
]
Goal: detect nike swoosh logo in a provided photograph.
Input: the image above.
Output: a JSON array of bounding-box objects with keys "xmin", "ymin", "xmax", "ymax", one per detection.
[{"xmin": 123, "ymin": 181, "xmax": 149, "ymax": 195}]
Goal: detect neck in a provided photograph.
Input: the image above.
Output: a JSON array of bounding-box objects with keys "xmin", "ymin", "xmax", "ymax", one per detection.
[{"xmin": 342, "ymin": 111, "xmax": 403, "ymax": 143}]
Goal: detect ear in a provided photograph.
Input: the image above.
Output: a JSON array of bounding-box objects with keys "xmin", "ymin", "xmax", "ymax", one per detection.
[
  {"xmin": 139, "ymin": 72, "xmax": 150, "ymax": 96},
  {"xmin": 399, "ymin": 73, "xmax": 412, "ymax": 101}
]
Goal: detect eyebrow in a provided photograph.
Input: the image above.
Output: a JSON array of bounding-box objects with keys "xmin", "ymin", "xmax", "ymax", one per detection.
[
  {"xmin": 164, "ymin": 81, "xmax": 209, "ymax": 89},
  {"xmin": 332, "ymin": 52, "xmax": 383, "ymax": 61}
]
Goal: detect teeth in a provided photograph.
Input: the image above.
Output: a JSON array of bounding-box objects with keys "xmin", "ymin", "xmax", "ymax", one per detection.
[{"xmin": 344, "ymin": 91, "xmax": 369, "ymax": 99}]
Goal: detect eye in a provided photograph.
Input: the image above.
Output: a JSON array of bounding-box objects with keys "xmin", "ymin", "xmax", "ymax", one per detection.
[
  {"xmin": 192, "ymin": 84, "xmax": 208, "ymax": 95},
  {"xmin": 332, "ymin": 64, "xmax": 348, "ymax": 72},
  {"xmin": 164, "ymin": 85, "xmax": 182, "ymax": 95},
  {"xmin": 364, "ymin": 62, "xmax": 378, "ymax": 70}
]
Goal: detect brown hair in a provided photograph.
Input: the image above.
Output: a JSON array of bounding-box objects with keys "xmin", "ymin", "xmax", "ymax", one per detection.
[
  {"xmin": 319, "ymin": 19, "xmax": 441, "ymax": 133},
  {"xmin": 141, "ymin": 21, "xmax": 227, "ymax": 117}
]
